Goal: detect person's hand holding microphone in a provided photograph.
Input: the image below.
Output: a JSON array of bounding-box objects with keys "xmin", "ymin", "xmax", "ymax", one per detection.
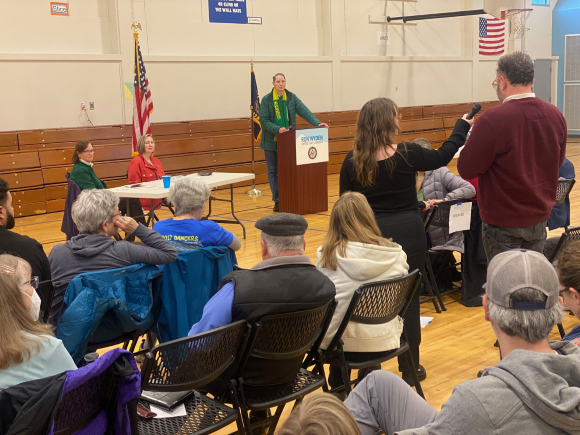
[{"xmin": 462, "ymin": 103, "xmax": 482, "ymax": 126}]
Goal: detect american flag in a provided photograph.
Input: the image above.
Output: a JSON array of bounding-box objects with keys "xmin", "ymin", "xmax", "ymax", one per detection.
[
  {"xmin": 479, "ymin": 16, "xmax": 505, "ymax": 56},
  {"xmin": 132, "ymin": 31, "xmax": 153, "ymax": 154}
]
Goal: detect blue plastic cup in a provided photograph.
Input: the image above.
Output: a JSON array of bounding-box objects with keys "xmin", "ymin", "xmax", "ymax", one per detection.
[{"xmin": 162, "ymin": 176, "xmax": 171, "ymax": 188}]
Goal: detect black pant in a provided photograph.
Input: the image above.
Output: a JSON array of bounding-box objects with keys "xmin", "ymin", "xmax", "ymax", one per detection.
[
  {"xmin": 461, "ymin": 202, "xmax": 487, "ymax": 307},
  {"xmin": 375, "ymin": 212, "xmax": 425, "ymax": 373},
  {"xmin": 119, "ymin": 197, "xmax": 147, "ymax": 241}
]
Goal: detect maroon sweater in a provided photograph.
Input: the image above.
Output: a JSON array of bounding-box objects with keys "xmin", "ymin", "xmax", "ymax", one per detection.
[{"xmin": 458, "ymin": 97, "xmax": 567, "ymax": 227}]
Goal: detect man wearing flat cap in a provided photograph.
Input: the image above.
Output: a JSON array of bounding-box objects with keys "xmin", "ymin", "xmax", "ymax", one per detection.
[
  {"xmin": 189, "ymin": 213, "xmax": 336, "ymax": 389},
  {"xmin": 342, "ymin": 249, "xmax": 580, "ymax": 435}
]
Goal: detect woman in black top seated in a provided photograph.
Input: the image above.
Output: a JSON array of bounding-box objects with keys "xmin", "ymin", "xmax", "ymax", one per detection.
[{"xmin": 339, "ymin": 97, "xmax": 472, "ymax": 385}]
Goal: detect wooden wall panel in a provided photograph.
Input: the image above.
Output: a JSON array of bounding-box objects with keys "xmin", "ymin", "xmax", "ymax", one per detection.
[
  {"xmin": 151, "ymin": 119, "xmax": 251, "ymax": 137},
  {"xmin": 39, "ymin": 145, "xmax": 132, "ymax": 166},
  {"xmin": 18, "ymin": 126, "xmax": 130, "ymax": 145},
  {"xmin": 12, "ymin": 202, "xmax": 47, "ymax": 217},
  {"xmin": 0, "ymin": 132, "xmax": 18, "ymax": 147},
  {"xmin": 0, "ymin": 170, "xmax": 44, "ymax": 189},
  {"xmin": 11, "ymin": 188, "xmax": 46, "ymax": 205},
  {"xmin": 46, "ymin": 199, "xmax": 65, "ymax": 213},
  {"xmin": 46, "ymin": 185, "xmax": 68, "ymax": 201},
  {"xmin": 0, "ymin": 151, "xmax": 40, "ymax": 171},
  {"xmin": 154, "ymin": 134, "xmax": 251, "ymax": 157}
]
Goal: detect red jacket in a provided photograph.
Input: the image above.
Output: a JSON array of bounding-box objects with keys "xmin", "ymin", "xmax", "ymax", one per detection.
[
  {"xmin": 127, "ymin": 154, "xmax": 166, "ymax": 210},
  {"xmin": 458, "ymin": 97, "xmax": 567, "ymax": 227}
]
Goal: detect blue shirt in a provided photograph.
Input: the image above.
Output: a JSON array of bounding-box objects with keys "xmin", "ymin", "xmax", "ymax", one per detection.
[
  {"xmin": 153, "ymin": 218, "xmax": 234, "ymax": 252},
  {"xmin": 188, "ymin": 282, "xmax": 234, "ymax": 335}
]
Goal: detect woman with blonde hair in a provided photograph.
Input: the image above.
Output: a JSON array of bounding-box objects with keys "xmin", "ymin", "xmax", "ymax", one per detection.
[
  {"xmin": 0, "ymin": 254, "xmax": 76, "ymax": 390},
  {"xmin": 339, "ymin": 97, "xmax": 472, "ymax": 385},
  {"xmin": 317, "ymin": 191, "xmax": 408, "ymax": 389},
  {"xmin": 277, "ymin": 393, "xmax": 361, "ymax": 435},
  {"xmin": 127, "ymin": 134, "xmax": 166, "ymax": 211}
]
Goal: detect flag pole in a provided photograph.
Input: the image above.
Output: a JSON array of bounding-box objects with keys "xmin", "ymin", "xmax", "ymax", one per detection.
[{"xmin": 246, "ymin": 59, "xmax": 262, "ymax": 200}]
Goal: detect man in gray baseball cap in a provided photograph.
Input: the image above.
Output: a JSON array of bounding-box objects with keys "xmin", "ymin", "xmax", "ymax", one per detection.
[{"xmin": 343, "ymin": 249, "xmax": 580, "ymax": 435}]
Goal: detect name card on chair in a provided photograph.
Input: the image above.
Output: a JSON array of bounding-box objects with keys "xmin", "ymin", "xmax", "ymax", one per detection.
[{"xmin": 449, "ymin": 202, "xmax": 472, "ymax": 234}]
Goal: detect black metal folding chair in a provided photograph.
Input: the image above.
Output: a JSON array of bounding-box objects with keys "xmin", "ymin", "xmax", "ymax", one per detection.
[
  {"xmin": 234, "ymin": 301, "xmax": 335, "ymax": 435},
  {"xmin": 313, "ymin": 270, "xmax": 424, "ymax": 399},
  {"xmin": 421, "ymin": 199, "xmax": 464, "ymax": 311},
  {"xmin": 52, "ymin": 365, "xmax": 120, "ymax": 435},
  {"xmin": 37, "ymin": 280, "xmax": 56, "ymax": 324},
  {"xmin": 555, "ymin": 179, "xmax": 575, "ymax": 230},
  {"xmin": 548, "ymin": 226, "xmax": 580, "ymax": 264},
  {"xmin": 138, "ymin": 320, "xmax": 249, "ymax": 435}
]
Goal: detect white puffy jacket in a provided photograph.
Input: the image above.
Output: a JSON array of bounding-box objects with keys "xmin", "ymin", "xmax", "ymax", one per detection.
[{"xmin": 316, "ymin": 241, "xmax": 409, "ymax": 352}]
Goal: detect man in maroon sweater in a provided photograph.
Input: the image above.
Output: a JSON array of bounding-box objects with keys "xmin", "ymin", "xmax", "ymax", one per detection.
[{"xmin": 458, "ymin": 52, "xmax": 567, "ymax": 261}]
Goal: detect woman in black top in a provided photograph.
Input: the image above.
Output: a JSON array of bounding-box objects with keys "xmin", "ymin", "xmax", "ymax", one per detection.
[{"xmin": 340, "ymin": 97, "xmax": 472, "ymax": 384}]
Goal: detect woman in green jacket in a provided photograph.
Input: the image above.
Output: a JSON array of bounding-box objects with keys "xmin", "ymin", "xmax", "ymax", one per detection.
[
  {"xmin": 259, "ymin": 73, "xmax": 328, "ymax": 212},
  {"xmin": 69, "ymin": 140, "xmax": 107, "ymax": 190}
]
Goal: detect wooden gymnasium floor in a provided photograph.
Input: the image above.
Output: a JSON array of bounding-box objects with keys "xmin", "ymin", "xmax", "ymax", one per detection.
[{"xmin": 12, "ymin": 140, "xmax": 580, "ymax": 428}]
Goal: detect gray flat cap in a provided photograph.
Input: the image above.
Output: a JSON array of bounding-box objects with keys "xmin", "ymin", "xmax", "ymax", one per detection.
[{"xmin": 255, "ymin": 213, "xmax": 308, "ymax": 236}]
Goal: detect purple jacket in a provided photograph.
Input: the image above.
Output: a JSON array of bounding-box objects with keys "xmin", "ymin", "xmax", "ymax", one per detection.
[
  {"xmin": 61, "ymin": 173, "xmax": 81, "ymax": 241},
  {"xmin": 48, "ymin": 348, "xmax": 141, "ymax": 435}
]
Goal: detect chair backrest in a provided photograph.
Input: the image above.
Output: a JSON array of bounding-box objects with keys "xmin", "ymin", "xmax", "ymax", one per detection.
[
  {"xmin": 37, "ymin": 280, "xmax": 55, "ymax": 324},
  {"xmin": 327, "ymin": 270, "xmax": 421, "ymax": 352},
  {"xmin": 556, "ymin": 179, "xmax": 575, "ymax": 205},
  {"xmin": 52, "ymin": 366, "xmax": 117, "ymax": 435},
  {"xmin": 550, "ymin": 226, "xmax": 580, "ymax": 263},
  {"xmin": 424, "ymin": 199, "xmax": 461, "ymax": 228},
  {"xmin": 240, "ymin": 301, "xmax": 334, "ymax": 364},
  {"xmin": 140, "ymin": 320, "xmax": 248, "ymax": 392}
]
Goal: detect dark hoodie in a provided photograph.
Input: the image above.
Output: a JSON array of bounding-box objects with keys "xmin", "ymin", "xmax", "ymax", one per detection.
[
  {"xmin": 48, "ymin": 224, "xmax": 177, "ymax": 325},
  {"xmin": 399, "ymin": 341, "xmax": 580, "ymax": 435}
]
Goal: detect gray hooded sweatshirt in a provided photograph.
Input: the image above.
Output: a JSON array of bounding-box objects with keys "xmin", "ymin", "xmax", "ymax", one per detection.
[
  {"xmin": 399, "ymin": 341, "xmax": 580, "ymax": 435},
  {"xmin": 48, "ymin": 224, "xmax": 177, "ymax": 324}
]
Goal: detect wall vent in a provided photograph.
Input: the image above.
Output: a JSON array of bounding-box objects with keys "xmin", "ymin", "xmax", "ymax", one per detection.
[
  {"xmin": 564, "ymin": 84, "xmax": 580, "ymax": 131},
  {"xmin": 565, "ymin": 34, "xmax": 580, "ymax": 82}
]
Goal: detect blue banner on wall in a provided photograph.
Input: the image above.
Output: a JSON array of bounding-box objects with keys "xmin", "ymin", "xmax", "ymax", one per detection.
[{"xmin": 208, "ymin": 0, "xmax": 247, "ymax": 24}]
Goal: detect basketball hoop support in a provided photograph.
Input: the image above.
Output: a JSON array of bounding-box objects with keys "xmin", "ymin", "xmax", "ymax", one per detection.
[{"xmin": 387, "ymin": 9, "xmax": 485, "ymax": 23}]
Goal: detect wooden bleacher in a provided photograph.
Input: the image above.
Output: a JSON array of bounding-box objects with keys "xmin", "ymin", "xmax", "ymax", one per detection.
[{"xmin": 0, "ymin": 101, "xmax": 499, "ymax": 217}]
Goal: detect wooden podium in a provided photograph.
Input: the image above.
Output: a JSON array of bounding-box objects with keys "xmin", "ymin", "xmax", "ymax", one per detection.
[{"xmin": 277, "ymin": 128, "xmax": 328, "ymax": 215}]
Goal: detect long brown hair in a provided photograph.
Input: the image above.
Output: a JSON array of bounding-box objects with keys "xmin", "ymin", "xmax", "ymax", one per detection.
[
  {"xmin": 72, "ymin": 140, "xmax": 91, "ymax": 164},
  {"xmin": 556, "ymin": 241, "xmax": 580, "ymax": 291},
  {"xmin": 319, "ymin": 192, "xmax": 394, "ymax": 270},
  {"xmin": 352, "ymin": 97, "xmax": 400, "ymax": 187},
  {"xmin": 0, "ymin": 254, "xmax": 53, "ymax": 369},
  {"xmin": 277, "ymin": 393, "xmax": 361, "ymax": 435}
]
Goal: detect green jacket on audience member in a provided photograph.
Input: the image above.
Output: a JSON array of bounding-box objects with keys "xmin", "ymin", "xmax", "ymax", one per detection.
[
  {"xmin": 259, "ymin": 88, "xmax": 321, "ymax": 152},
  {"xmin": 69, "ymin": 161, "xmax": 107, "ymax": 190}
]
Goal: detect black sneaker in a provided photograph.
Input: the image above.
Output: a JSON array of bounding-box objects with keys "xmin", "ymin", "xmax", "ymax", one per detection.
[
  {"xmin": 401, "ymin": 365, "xmax": 427, "ymax": 386},
  {"xmin": 273, "ymin": 203, "xmax": 279, "ymax": 212}
]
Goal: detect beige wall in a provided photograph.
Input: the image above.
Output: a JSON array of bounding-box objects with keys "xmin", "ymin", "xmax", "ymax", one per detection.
[{"xmin": 0, "ymin": 0, "xmax": 554, "ymax": 131}]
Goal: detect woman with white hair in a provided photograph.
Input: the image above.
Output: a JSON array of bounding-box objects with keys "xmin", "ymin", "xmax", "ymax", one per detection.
[
  {"xmin": 154, "ymin": 177, "xmax": 241, "ymax": 252},
  {"xmin": 0, "ymin": 254, "xmax": 76, "ymax": 390},
  {"xmin": 48, "ymin": 189, "xmax": 177, "ymax": 325}
]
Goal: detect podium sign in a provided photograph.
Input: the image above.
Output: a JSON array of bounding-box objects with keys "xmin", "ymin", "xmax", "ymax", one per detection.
[{"xmin": 296, "ymin": 128, "xmax": 329, "ymax": 166}]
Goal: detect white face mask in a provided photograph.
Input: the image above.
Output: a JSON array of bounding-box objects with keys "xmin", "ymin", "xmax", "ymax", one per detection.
[{"xmin": 21, "ymin": 288, "xmax": 41, "ymax": 321}]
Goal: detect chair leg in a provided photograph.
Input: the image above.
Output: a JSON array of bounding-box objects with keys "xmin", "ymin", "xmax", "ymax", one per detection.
[
  {"xmin": 266, "ymin": 404, "xmax": 286, "ymax": 435},
  {"xmin": 421, "ymin": 266, "xmax": 441, "ymax": 313},
  {"xmin": 426, "ymin": 253, "xmax": 446, "ymax": 311},
  {"xmin": 558, "ymin": 323, "xmax": 566, "ymax": 339},
  {"xmin": 404, "ymin": 350, "xmax": 425, "ymax": 399}
]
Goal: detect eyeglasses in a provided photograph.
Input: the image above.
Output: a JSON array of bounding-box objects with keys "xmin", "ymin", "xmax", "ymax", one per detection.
[
  {"xmin": 83, "ymin": 149, "xmax": 95, "ymax": 154},
  {"xmin": 492, "ymin": 77, "xmax": 503, "ymax": 91},
  {"xmin": 22, "ymin": 276, "xmax": 39, "ymax": 290},
  {"xmin": 559, "ymin": 287, "xmax": 570, "ymax": 297}
]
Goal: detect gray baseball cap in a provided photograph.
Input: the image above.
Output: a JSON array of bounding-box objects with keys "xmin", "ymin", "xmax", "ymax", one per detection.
[{"xmin": 485, "ymin": 249, "xmax": 559, "ymax": 311}]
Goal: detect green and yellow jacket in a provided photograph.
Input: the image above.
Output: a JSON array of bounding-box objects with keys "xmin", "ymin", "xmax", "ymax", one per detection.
[{"xmin": 259, "ymin": 88, "xmax": 321, "ymax": 152}]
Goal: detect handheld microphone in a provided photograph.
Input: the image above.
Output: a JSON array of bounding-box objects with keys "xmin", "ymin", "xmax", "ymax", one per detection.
[{"xmin": 466, "ymin": 103, "xmax": 482, "ymax": 120}]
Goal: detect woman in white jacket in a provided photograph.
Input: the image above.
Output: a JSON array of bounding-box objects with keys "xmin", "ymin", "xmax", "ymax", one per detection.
[{"xmin": 317, "ymin": 192, "xmax": 409, "ymax": 389}]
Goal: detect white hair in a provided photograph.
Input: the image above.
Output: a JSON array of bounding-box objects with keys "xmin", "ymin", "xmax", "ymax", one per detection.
[
  {"xmin": 488, "ymin": 288, "xmax": 563, "ymax": 343},
  {"xmin": 261, "ymin": 233, "xmax": 304, "ymax": 257},
  {"xmin": 71, "ymin": 189, "xmax": 119, "ymax": 234},
  {"xmin": 168, "ymin": 177, "xmax": 211, "ymax": 216}
]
